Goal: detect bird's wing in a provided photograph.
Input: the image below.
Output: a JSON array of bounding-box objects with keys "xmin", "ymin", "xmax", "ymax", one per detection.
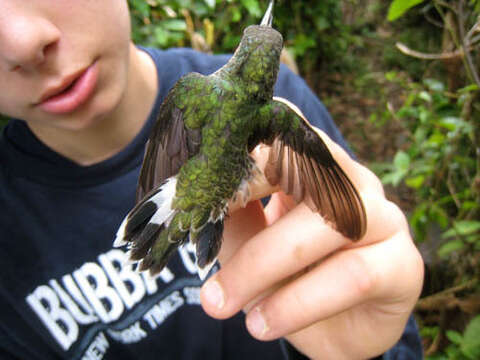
[
  {"xmin": 136, "ymin": 73, "xmax": 206, "ymax": 202},
  {"xmin": 259, "ymin": 97, "xmax": 367, "ymax": 240}
]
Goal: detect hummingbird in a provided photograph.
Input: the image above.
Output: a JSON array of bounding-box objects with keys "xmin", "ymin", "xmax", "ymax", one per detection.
[{"xmin": 114, "ymin": 0, "xmax": 367, "ymax": 279}]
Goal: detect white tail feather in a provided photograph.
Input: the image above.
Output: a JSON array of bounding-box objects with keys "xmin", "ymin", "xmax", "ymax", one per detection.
[
  {"xmin": 113, "ymin": 219, "xmax": 129, "ymax": 247},
  {"xmin": 196, "ymin": 259, "xmax": 217, "ymax": 281},
  {"xmin": 113, "ymin": 177, "xmax": 177, "ymax": 248}
]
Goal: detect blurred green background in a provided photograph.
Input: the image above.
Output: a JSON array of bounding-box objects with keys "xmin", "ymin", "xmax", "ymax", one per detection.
[{"xmin": 1, "ymin": 1, "xmax": 479, "ymax": 357}]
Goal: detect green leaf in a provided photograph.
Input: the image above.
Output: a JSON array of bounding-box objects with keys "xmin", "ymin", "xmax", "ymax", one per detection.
[
  {"xmin": 438, "ymin": 239, "xmax": 465, "ymax": 257},
  {"xmin": 405, "ymin": 175, "xmax": 425, "ymax": 189},
  {"xmin": 381, "ymin": 171, "xmax": 407, "ymax": 186},
  {"xmin": 129, "ymin": 0, "xmax": 151, "ymax": 18},
  {"xmin": 240, "ymin": 0, "xmax": 262, "ymax": 17},
  {"xmin": 292, "ymin": 34, "xmax": 316, "ymax": 56},
  {"xmin": 410, "ymin": 204, "xmax": 428, "ymax": 242},
  {"xmin": 465, "ymin": 234, "xmax": 480, "ymax": 244},
  {"xmin": 192, "ymin": 2, "xmax": 210, "ymax": 16},
  {"xmin": 388, "ymin": 0, "xmax": 425, "ymax": 21},
  {"xmin": 429, "ymin": 204, "xmax": 449, "ymax": 229},
  {"xmin": 204, "ymin": 0, "xmax": 216, "ymax": 9},
  {"xmin": 458, "ymin": 84, "xmax": 480, "ymax": 93},
  {"xmin": 462, "ymin": 201, "xmax": 480, "ymax": 212},
  {"xmin": 427, "ymin": 132, "xmax": 445, "ymax": 146},
  {"xmin": 414, "ymin": 127, "xmax": 428, "ymax": 143},
  {"xmin": 446, "ymin": 330, "xmax": 464, "ymax": 345},
  {"xmin": 442, "ymin": 227, "xmax": 457, "ymax": 239},
  {"xmin": 454, "ymin": 221, "xmax": 480, "ymax": 236},
  {"xmin": 315, "ymin": 17, "xmax": 330, "ymax": 31},
  {"xmin": 394, "ymin": 151, "xmax": 410, "ymax": 171},
  {"xmin": 445, "ymin": 344, "xmax": 462, "ymax": 358},
  {"xmin": 438, "ymin": 117, "xmax": 461, "ymax": 131},
  {"xmin": 461, "ymin": 316, "xmax": 480, "ymax": 359},
  {"xmin": 420, "ymin": 325, "xmax": 439, "ymax": 338},
  {"xmin": 160, "ymin": 19, "xmax": 187, "ymax": 31},
  {"xmin": 230, "ymin": 7, "xmax": 242, "ymax": 22},
  {"xmin": 441, "ymin": 117, "xmax": 471, "ymax": 135},
  {"xmin": 424, "ymin": 78, "xmax": 445, "ymax": 92},
  {"xmin": 385, "ymin": 71, "xmax": 398, "ymax": 81},
  {"xmin": 419, "ymin": 91, "xmax": 432, "ymax": 103},
  {"xmin": 154, "ymin": 27, "xmax": 170, "ymax": 47}
]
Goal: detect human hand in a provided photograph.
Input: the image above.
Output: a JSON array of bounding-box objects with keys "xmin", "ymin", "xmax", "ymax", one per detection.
[{"xmin": 199, "ymin": 120, "xmax": 424, "ymax": 359}]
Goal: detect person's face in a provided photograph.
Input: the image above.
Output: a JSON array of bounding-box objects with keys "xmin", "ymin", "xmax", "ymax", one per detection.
[{"xmin": 0, "ymin": 1, "xmax": 132, "ymax": 130}]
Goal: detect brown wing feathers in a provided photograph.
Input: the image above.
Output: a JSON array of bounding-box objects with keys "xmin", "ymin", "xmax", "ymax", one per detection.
[
  {"xmin": 137, "ymin": 89, "xmax": 200, "ymax": 202},
  {"xmin": 264, "ymin": 107, "xmax": 367, "ymax": 240}
]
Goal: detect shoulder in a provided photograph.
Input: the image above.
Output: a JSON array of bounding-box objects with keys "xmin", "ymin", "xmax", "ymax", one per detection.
[
  {"xmin": 141, "ymin": 47, "xmax": 230, "ymax": 78},
  {"xmin": 140, "ymin": 47, "xmax": 231, "ymax": 101}
]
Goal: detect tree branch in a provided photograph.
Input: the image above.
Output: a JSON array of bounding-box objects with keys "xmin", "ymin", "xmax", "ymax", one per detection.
[
  {"xmin": 465, "ymin": 18, "xmax": 480, "ymax": 42},
  {"xmin": 458, "ymin": 0, "xmax": 480, "ymax": 87},
  {"xmin": 395, "ymin": 42, "xmax": 465, "ymax": 60}
]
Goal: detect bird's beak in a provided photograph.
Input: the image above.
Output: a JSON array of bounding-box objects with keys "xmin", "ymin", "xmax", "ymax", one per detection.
[{"xmin": 260, "ymin": 0, "xmax": 274, "ymax": 27}]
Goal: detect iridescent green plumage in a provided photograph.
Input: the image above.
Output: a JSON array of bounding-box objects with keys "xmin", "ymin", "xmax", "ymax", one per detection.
[{"xmin": 114, "ymin": 2, "xmax": 366, "ymax": 278}]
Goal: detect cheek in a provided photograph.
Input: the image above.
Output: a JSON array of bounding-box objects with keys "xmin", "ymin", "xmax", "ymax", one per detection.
[
  {"xmin": 50, "ymin": 0, "xmax": 131, "ymax": 67},
  {"xmin": 68, "ymin": 1, "xmax": 131, "ymax": 44},
  {"xmin": 69, "ymin": 2, "xmax": 131, "ymax": 87},
  {"xmin": 0, "ymin": 78, "xmax": 31, "ymax": 119}
]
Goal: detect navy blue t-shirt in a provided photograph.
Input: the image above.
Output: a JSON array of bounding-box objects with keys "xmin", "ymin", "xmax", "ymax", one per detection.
[{"xmin": 0, "ymin": 47, "xmax": 422, "ymax": 359}]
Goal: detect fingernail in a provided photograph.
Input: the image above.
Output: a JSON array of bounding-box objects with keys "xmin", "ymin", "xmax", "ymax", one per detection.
[
  {"xmin": 202, "ymin": 280, "xmax": 225, "ymax": 309},
  {"xmin": 247, "ymin": 307, "xmax": 269, "ymax": 338}
]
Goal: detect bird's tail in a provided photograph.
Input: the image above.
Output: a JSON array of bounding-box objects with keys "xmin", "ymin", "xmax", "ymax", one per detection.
[
  {"xmin": 114, "ymin": 176, "xmax": 223, "ymax": 279},
  {"xmin": 194, "ymin": 220, "xmax": 224, "ymax": 280},
  {"xmin": 114, "ymin": 177, "xmax": 178, "ymax": 272}
]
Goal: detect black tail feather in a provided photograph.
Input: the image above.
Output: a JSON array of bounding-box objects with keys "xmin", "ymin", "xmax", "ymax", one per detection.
[
  {"xmin": 129, "ymin": 224, "xmax": 163, "ymax": 261},
  {"xmin": 196, "ymin": 220, "xmax": 224, "ymax": 269}
]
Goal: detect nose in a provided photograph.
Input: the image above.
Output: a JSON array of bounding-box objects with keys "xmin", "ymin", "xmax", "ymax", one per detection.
[{"xmin": 0, "ymin": 8, "xmax": 60, "ymax": 72}]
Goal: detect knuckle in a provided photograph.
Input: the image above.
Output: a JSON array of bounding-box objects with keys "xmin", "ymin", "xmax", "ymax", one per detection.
[
  {"xmin": 363, "ymin": 197, "xmax": 410, "ymax": 241},
  {"xmin": 404, "ymin": 239, "xmax": 425, "ymax": 295},
  {"xmin": 292, "ymin": 241, "xmax": 309, "ymax": 265},
  {"xmin": 343, "ymin": 252, "xmax": 378, "ymax": 297},
  {"xmin": 385, "ymin": 200, "xmax": 409, "ymax": 229},
  {"xmin": 355, "ymin": 162, "xmax": 384, "ymax": 194}
]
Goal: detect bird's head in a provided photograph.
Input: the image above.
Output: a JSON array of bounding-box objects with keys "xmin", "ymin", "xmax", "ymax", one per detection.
[{"xmin": 220, "ymin": 1, "xmax": 283, "ymax": 102}]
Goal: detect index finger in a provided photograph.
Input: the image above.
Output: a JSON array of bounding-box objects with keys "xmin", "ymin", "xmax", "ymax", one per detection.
[{"xmin": 201, "ymin": 202, "xmax": 350, "ymax": 319}]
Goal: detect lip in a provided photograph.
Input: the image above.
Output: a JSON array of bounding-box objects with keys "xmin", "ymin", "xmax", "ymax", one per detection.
[{"xmin": 37, "ymin": 61, "xmax": 99, "ymax": 114}]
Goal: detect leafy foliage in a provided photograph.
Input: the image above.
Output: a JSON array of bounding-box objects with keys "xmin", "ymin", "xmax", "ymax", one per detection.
[
  {"xmin": 425, "ymin": 316, "xmax": 480, "ymax": 359},
  {"xmin": 388, "ymin": 0, "xmax": 425, "ymax": 21},
  {"xmin": 378, "ymin": 75, "xmax": 479, "ymax": 248},
  {"xmin": 127, "ymin": 0, "xmax": 354, "ymax": 72},
  {"xmin": 377, "ymin": 0, "xmax": 480, "ymax": 357}
]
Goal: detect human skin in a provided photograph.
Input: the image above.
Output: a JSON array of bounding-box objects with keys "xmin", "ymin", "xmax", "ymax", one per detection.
[
  {"xmin": 0, "ymin": 1, "xmax": 424, "ymax": 359},
  {"xmin": 0, "ymin": 0, "xmax": 157, "ymax": 165},
  {"xmin": 207, "ymin": 128, "xmax": 424, "ymax": 359}
]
